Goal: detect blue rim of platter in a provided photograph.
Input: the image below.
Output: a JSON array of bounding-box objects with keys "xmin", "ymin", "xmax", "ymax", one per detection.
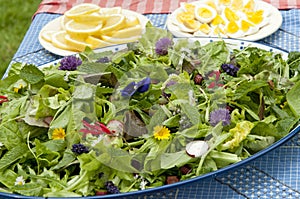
[{"xmin": 1, "ymin": 37, "xmax": 297, "ymax": 199}]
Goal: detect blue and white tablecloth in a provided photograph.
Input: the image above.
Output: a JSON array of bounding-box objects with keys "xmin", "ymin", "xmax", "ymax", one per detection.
[{"xmin": 6, "ymin": 10, "xmax": 300, "ymax": 199}]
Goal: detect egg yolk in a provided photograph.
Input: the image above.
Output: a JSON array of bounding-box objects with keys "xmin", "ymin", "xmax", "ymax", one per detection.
[
  {"xmin": 184, "ymin": 3, "xmax": 195, "ymax": 13},
  {"xmin": 177, "ymin": 12, "xmax": 194, "ymax": 23},
  {"xmin": 246, "ymin": 11, "xmax": 263, "ymax": 24},
  {"xmin": 197, "ymin": 7, "xmax": 213, "ymax": 18},
  {"xmin": 211, "ymin": 15, "xmax": 225, "ymax": 26},
  {"xmin": 219, "ymin": 0, "xmax": 231, "ymax": 6},
  {"xmin": 199, "ymin": 23, "xmax": 211, "ymax": 34},
  {"xmin": 213, "ymin": 26, "xmax": 226, "ymax": 35},
  {"xmin": 227, "ymin": 20, "xmax": 239, "ymax": 33},
  {"xmin": 183, "ymin": 19, "xmax": 199, "ymax": 29},
  {"xmin": 231, "ymin": 0, "xmax": 244, "ymax": 10},
  {"xmin": 241, "ymin": 20, "xmax": 253, "ymax": 32},
  {"xmin": 224, "ymin": 7, "xmax": 240, "ymax": 21},
  {"xmin": 243, "ymin": 0, "xmax": 255, "ymax": 12}
]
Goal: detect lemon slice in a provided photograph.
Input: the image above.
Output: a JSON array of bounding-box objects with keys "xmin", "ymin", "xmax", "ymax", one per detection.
[
  {"xmin": 72, "ymin": 12, "xmax": 107, "ymax": 23},
  {"xmin": 60, "ymin": 15, "xmax": 72, "ymax": 30},
  {"xmin": 124, "ymin": 15, "xmax": 140, "ymax": 27},
  {"xmin": 65, "ymin": 34, "xmax": 93, "ymax": 51},
  {"xmin": 41, "ymin": 30, "xmax": 56, "ymax": 42},
  {"xmin": 51, "ymin": 31, "xmax": 76, "ymax": 51},
  {"xmin": 65, "ymin": 3, "xmax": 101, "ymax": 19},
  {"xmin": 101, "ymin": 35, "xmax": 140, "ymax": 44},
  {"xmin": 100, "ymin": 14, "xmax": 126, "ymax": 34},
  {"xmin": 65, "ymin": 20, "xmax": 103, "ymax": 37},
  {"xmin": 110, "ymin": 25, "xmax": 142, "ymax": 38},
  {"xmin": 100, "ymin": 7, "xmax": 122, "ymax": 14},
  {"xmin": 86, "ymin": 36, "xmax": 114, "ymax": 48}
]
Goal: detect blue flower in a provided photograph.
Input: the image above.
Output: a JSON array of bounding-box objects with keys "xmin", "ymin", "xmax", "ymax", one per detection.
[
  {"xmin": 59, "ymin": 55, "xmax": 82, "ymax": 71},
  {"xmin": 209, "ymin": 108, "xmax": 231, "ymax": 126},
  {"xmin": 155, "ymin": 37, "xmax": 172, "ymax": 56},
  {"xmin": 71, "ymin": 143, "xmax": 89, "ymax": 155},
  {"xmin": 121, "ymin": 77, "xmax": 151, "ymax": 97},
  {"xmin": 105, "ymin": 181, "xmax": 120, "ymax": 194},
  {"xmin": 96, "ymin": 57, "xmax": 110, "ymax": 63},
  {"xmin": 221, "ymin": 63, "xmax": 239, "ymax": 77}
]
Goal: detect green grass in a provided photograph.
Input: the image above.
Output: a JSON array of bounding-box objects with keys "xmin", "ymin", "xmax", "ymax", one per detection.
[{"xmin": 0, "ymin": 0, "xmax": 41, "ymax": 78}]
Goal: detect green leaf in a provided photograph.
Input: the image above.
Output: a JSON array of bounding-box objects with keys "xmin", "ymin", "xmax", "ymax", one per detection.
[
  {"xmin": 19, "ymin": 64, "xmax": 44, "ymax": 84},
  {"xmin": 161, "ymin": 151, "xmax": 192, "ymax": 169},
  {"xmin": 0, "ymin": 143, "xmax": 28, "ymax": 171},
  {"xmin": 287, "ymin": 81, "xmax": 300, "ymax": 116}
]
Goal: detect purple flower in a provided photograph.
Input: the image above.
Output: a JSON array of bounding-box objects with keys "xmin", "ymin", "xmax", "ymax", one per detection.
[
  {"xmin": 221, "ymin": 64, "xmax": 239, "ymax": 77},
  {"xmin": 155, "ymin": 37, "xmax": 172, "ymax": 56},
  {"xmin": 209, "ymin": 108, "xmax": 231, "ymax": 126},
  {"xmin": 71, "ymin": 143, "xmax": 89, "ymax": 155},
  {"xmin": 59, "ymin": 55, "xmax": 82, "ymax": 71},
  {"xmin": 121, "ymin": 77, "xmax": 151, "ymax": 97},
  {"xmin": 105, "ymin": 181, "xmax": 120, "ymax": 194}
]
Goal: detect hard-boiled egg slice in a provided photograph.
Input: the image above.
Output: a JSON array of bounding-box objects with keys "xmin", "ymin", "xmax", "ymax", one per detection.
[
  {"xmin": 223, "ymin": 7, "xmax": 240, "ymax": 21},
  {"xmin": 210, "ymin": 25, "xmax": 228, "ymax": 38},
  {"xmin": 173, "ymin": 11, "xmax": 194, "ymax": 26},
  {"xmin": 193, "ymin": 23, "xmax": 211, "ymax": 37},
  {"xmin": 180, "ymin": 2, "xmax": 196, "ymax": 13},
  {"xmin": 210, "ymin": 14, "xmax": 226, "ymax": 26},
  {"xmin": 231, "ymin": 0, "xmax": 244, "ymax": 11},
  {"xmin": 205, "ymin": 0, "xmax": 221, "ymax": 14},
  {"xmin": 195, "ymin": 4, "xmax": 217, "ymax": 24},
  {"xmin": 243, "ymin": 0, "xmax": 256, "ymax": 12},
  {"xmin": 179, "ymin": 19, "xmax": 201, "ymax": 32},
  {"xmin": 246, "ymin": 10, "xmax": 270, "ymax": 28},
  {"xmin": 225, "ymin": 20, "xmax": 245, "ymax": 38},
  {"xmin": 240, "ymin": 19, "xmax": 259, "ymax": 36}
]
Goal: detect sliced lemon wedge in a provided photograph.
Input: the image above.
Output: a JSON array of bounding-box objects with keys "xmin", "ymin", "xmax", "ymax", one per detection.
[
  {"xmin": 65, "ymin": 3, "xmax": 101, "ymax": 19},
  {"xmin": 51, "ymin": 31, "xmax": 76, "ymax": 51},
  {"xmin": 65, "ymin": 20, "xmax": 103, "ymax": 37},
  {"xmin": 100, "ymin": 14, "xmax": 126, "ymax": 34},
  {"xmin": 65, "ymin": 34, "xmax": 93, "ymax": 51},
  {"xmin": 86, "ymin": 36, "xmax": 114, "ymax": 48}
]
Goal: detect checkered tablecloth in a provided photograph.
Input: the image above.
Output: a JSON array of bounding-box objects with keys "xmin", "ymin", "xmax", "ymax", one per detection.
[{"xmin": 6, "ymin": 8, "xmax": 300, "ymax": 199}]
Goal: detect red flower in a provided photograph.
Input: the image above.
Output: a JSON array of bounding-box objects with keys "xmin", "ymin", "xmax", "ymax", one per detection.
[
  {"xmin": 0, "ymin": 96, "xmax": 8, "ymax": 105},
  {"xmin": 80, "ymin": 120, "xmax": 112, "ymax": 137}
]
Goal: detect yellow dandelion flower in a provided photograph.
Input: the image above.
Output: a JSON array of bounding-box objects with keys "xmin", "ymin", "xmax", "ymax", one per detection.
[
  {"xmin": 14, "ymin": 84, "xmax": 23, "ymax": 93},
  {"xmin": 52, "ymin": 128, "xmax": 66, "ymax": 140},
  {"xmin": 153, "ymin": 125, "xmax": 171, "ymax": 140}
]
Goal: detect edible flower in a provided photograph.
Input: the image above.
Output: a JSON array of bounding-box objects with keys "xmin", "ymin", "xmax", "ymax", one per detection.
[
  {"xmin": 0, "ymin": 96, "xmax": 8, "ymax": 105},
  {"xmin": 221, "ymin": 63, "xmax": 239, "ymax": 77},
  {"xmin": 52, "ymin": 128, "xmax": 66, "ymax": 140},
  {"xmin": 14, "ymin": 84, "xmax": 23, "ymax": 93},
  {"xmin": 59, "ymin": 55, "xmax": 82, "ymax": 71},
  {"xmin": 121, "ymin": 77, "xmax": 151, "ymax": 97},
  {"xmin": 0, "ymin": 142, "xmax": 3, "ymax": 149},
  {"xmin": 153, "ymin": 125, "xmax": 171, "ymax": 140},
  {"xmin": 80, "ymin": 120, "xmax": 112, "ymax": 137},
  {"xmin": 209, "ymin": 108, "xmax": 231, "ymax": 126},
  {"xmin": 71, "ymin": 143, "xmax": 89, "ymax": 155},
  {"xmin": 105, "ymin": 181, "xmax": 120, "ymax": 194},
  {"xmin": 206, "ymin": 70, "xmax": 224, "ymax": 89},
  {"xmin": 14, "ymin": 176, "xmax": 25, "ymax": 186},
  {"xmin": 96, "ymin": 57, "xmax": 110, "ymax": 63},
  {"xmin": 155, "ymin": 37, "xmax": 172, "ymax": 55}
]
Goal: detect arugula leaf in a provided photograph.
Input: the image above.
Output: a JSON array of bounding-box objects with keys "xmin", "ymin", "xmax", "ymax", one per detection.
[
  {"xmin": 19, "ymin": 64, "xmax": 44, "ymax": 84},
  {"xmin": 287, "ymin": 81, "xmax": 300, "ymax": 116}
]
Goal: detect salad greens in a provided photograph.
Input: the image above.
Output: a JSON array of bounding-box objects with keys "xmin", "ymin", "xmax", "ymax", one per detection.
[{"xmin": 0, "ymin": 25, "xmax": 300, "ymax": 197}]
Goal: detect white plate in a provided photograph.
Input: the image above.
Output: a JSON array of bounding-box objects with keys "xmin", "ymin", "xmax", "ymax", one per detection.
[
  {"xmin": 166, "ymin": 0, "xmax": 282, "ymax": 41},
  {"xmin": 38, "ymin": 9, "xmax": 149, "ymax": 57}
]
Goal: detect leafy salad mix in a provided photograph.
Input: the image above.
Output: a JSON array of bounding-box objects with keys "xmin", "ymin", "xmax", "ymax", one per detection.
[{"xmin": 0, "ymin": 25, "xmax": 300, "ymax": 197}]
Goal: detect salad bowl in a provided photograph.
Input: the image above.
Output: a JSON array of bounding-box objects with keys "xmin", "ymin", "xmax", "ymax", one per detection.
[{"xmin": 0, "ymin": 26, "xmax": 300, "ymax": 198}]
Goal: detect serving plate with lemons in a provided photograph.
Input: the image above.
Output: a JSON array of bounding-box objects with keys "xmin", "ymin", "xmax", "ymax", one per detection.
[
  {"xmin": 39, "ymin": 3, "xmax": 149, "ymax": 56},
  {"xmin": 166, "ymin": 0, "xmax": 282, "ymax": 41}
]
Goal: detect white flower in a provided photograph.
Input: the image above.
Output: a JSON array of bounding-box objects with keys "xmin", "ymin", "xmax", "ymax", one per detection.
[
  {"xmin": 64, "ymin": 71, "xmax": 71, "ymax": 82},
  {"xmin": 14, "ymin": 176, "xmax": 25, "ymax": 186},
  {"xmin": 140, "ymin": 178, "xmax": 148, "ymax": 190},
  {"xmin": 91, "ymin": 135, "xmax": 104, "ymax": 147},
  {"xmin": 0, "ymin": 142, "xmax": 3, "ymax": 149}
]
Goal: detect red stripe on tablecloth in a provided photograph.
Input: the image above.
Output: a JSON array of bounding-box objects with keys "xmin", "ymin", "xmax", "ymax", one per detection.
[{"xmin": 34, "ymin": 0, "xmax": 300, "ymax": 18}]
